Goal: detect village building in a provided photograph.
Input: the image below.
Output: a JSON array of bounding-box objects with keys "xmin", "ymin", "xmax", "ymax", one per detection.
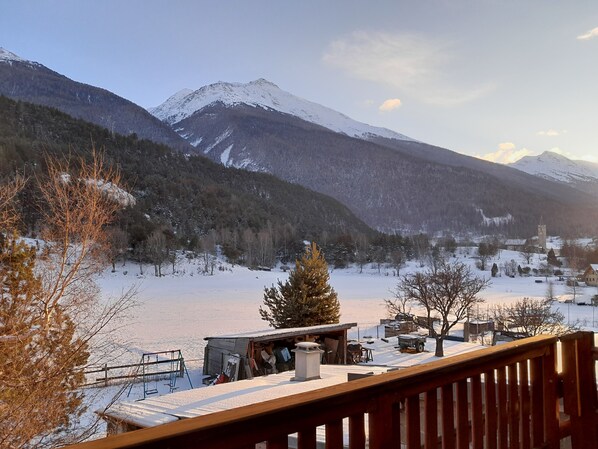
[
  {"xmin": 582, "ymin": 264, "xmax": 598, "ymax": 286},
  {"xmin": 503, "ymin": 238, "xmax": 527, "ymax": 251}
]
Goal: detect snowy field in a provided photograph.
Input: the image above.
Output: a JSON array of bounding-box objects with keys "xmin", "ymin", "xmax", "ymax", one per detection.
[
  {"xmin": 97, "ymin": 248, "xmax": 598, "ymax": 376},
  {"xmin": 82, "ymin": 247, "xmax": 598, "ymax": 440}
]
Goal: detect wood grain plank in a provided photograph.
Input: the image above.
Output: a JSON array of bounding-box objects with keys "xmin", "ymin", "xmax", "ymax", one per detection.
[
  {"xmin": 441, "ymin": 384, "xmax": 455, "ymax": 449},
  {"xmin": 456, "ymin": 379, "xmax": 469, "ymax": 449},
  {"xmin": 348, "ymin": 414, "xmax": 365, "ymax": 449},
  {"xmin": 471, "ymin": 375, "xmax": 483, "ymax": 449},
  {"xmin": 325, "ymin": 419, "xmax": 343, "ymax": 449},
  {"xmin": 497, "ymin": 367, "xmax": 508, "ymax": 449},
  {"xmin": 424, "ymin": 389, "xmax": 439, "ymax": 449},
  {"xmin": 519, "ymin": 360, "xmax": 531, "ymax": 449},
  {"xmin": 298, "ymin": 427, "xmax": 316, "ymax": 449},
  {"xmin": 406, "ymin": 394, "xmax": 421, "ymax": 449},
  {"xmin": 508, "ymin": 364, "xmax": 520, "ymax": 449},
  {"xmin": 484, "ymin": 370, "xmax": 498, "ymax": 449}
]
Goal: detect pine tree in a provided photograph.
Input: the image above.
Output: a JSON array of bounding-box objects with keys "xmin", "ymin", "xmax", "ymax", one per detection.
[
  {"xmin": 260, "ymin": 242, "xmax": 340, "ymax": 328},
  {"xmin": 491, "ymin": 263, "xmax": 499, "ymax": 277},
  {"xmin": 0, "ymin": 237, "xmax": 89, "ymax": 449}
]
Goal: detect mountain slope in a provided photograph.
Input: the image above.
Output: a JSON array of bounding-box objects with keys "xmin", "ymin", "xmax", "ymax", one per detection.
[
  {"xmin": 509, "ymin": 151, "xmax": 598, "ymax": 197},
  {"xmin": 152, "ymin": 84, "xmax": 598, "ymax": 236},
  {"xmin": 150, "ymin": 79, "xmax": 413, "ymax": 142},
  {"xmin": 0, "ymin": 95, "xmax": 373, "ymax": 245},
  {"xmin": 0, "ymin": 47, "xmax": 191, "ymax": 152}
]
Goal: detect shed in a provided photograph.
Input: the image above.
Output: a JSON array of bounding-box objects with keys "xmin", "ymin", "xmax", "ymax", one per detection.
[{"xmin": 203, "ymin": 323, "xmax": 356, "ymax": 380}]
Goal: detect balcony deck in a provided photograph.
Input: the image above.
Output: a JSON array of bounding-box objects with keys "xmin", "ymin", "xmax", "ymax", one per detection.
[{"xmin": 65, "ymin": 332, "xmax": 598, "ymax": 449}]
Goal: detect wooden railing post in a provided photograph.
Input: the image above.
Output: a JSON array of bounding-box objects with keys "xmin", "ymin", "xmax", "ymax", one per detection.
[
  {"xmin": 424, "ymin": 389, "xmax": 439, "ymax": 449},
  {"xmin": 348, "ymin": 414, "xmax": 366, "ymax": 449},
  {"xmin": 368, "ymin": 395, "xmax": 399, "ymax": 449},
  {"xmin": 560, "ymin": 332, "xmax": 598, "ymax": 449},
  {"xmin": 484, "ymin": 369, "xmax": 498, "ymax": 449},
  {"xmin": 325, "ymin": 419, "xmax": 343, "ymax": 449},
  {"xmin": 542, "ymin": 341, "xmax": 559, "ymax": 449}
]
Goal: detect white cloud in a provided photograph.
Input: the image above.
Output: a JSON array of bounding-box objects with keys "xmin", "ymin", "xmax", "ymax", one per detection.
[
  {"xmin": 378, "ymin": 98, "xmax": 402, "ymax": 112},
  {"xmin": 577, "ymin": 27, "xmax": 598, "ymax": 40},
  {"xmin": 537, "ymin": 129, "xmax": 566, "ymax": 136},
  {"xmin": 322, "ymin": 31, "xmax": 495, "ymax": 106},
  {"xmin": 477, "ymin": 142, "xmax": 533, "ymax": 164}
]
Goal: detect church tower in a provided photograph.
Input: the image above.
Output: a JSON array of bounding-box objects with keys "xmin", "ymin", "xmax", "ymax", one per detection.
[{"xmin": 538, "ymin": 217, "xmax": 547, "ymax": 252}]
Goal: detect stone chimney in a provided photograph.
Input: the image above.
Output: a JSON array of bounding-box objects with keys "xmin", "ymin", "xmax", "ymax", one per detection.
[{"xmin": 292, "ymin": 342, "xmax": 324, "ymax": 381}]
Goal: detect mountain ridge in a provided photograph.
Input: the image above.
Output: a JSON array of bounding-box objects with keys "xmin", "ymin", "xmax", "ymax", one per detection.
[
  {"xmin": 0, "ymin": 48, "xmax": 192, "ymax": 152},
  {"xmin": 159, "ymin": 99, "xmax": 598, "ymax": 235},
  {"xmin": 509, "ymin": 151, "xmax": 598, "ymax": 197},
  {"xmin": 149, "ymin": 79, "xmax": 413, "ymax": 142}
]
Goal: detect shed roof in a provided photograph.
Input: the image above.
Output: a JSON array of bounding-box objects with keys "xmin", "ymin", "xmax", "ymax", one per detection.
[{"xmin": 204, "ymin": 323, "xmax": 357, "ymax": 342}]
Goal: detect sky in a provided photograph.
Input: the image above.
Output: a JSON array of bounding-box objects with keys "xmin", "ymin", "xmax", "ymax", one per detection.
[{"xmin": 1, "ymin": 0, "xmax": 597, "ymax": 163}]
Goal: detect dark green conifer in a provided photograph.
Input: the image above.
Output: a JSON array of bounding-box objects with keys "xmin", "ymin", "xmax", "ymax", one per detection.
[{"xmin": 260, "ymin": 242, "xmax": 340, "ymax": 328}]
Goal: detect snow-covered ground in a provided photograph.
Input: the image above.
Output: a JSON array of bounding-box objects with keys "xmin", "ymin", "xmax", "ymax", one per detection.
[
  {"xmin": 85, "ymin": 247, "xmax": 598, "ymax": 439},
  {"xmin": 98, "ymin": 248, "xmax": 598, "ymax": 376}
]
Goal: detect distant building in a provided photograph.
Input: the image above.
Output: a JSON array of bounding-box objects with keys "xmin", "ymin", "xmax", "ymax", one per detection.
[
  {"xmin": 504, "ymin": 239, "xmax": 527, "ymax": 251},
  {"xmin": 538, "ymin": 219, "xmax": 547, "ymax": 252},
  {"xmin": 582, "ymin": 264, "xmax": 598, "ymax": 286}
]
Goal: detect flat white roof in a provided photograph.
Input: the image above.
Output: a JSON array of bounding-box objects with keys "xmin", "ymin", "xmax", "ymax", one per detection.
[
  {"xmin": 103, "ymin": 338, "xmax": 483, "ymax": 429},
  {"xmin": 102, "ymin": 364, "xmax": 387, "ymax": 429}
]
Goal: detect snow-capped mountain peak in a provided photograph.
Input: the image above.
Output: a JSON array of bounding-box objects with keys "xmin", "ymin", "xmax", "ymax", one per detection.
[
  {"xmin": 0, "ymin": 47, "xmax": 38, "ymax": 67},
  {"xmin": 149, "ymin": 79, "xmax": 413, "ymax": 142},
  {"xmin": 509, "ymin": 151, "xmax": 598, "ymax": 183}
]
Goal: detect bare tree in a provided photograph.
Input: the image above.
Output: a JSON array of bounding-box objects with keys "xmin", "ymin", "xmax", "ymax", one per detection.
[
  {"xmin": 385, "ymin": 261, "xmax": 489, "ymax": 356},
  {"xmin": 146, "ymin": 228, "xmax": 167, "ymax": 276},
  {"xmin": 0, "ymin": 152, "xmax": 135, "ymax": 448},
  {"xmin": 106, "ymin": 226, "xmax": 129, "ymax": 272},
  {"xmin": 519, "ymin": 245, "xmax": 536, "ymax": 265},
  {"xmin": 492, "ymin": 297, "xmax": 574, "ymax": 338}
]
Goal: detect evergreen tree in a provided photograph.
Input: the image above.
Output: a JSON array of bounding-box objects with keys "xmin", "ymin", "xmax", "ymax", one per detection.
[
  {"xmin": 260, "ymin": 242, "xmax": 340, "ymax": 328},
  {"xmin": 547, "ymin": 248, "xmax": 560, "ymax": 266},
  {"xmin": 491, "ymin": 262, "xmax": 499, "ymax": 277},
  {"xmin": 0, "ymin": 238, "xmax": 88, "ymax": 449}
]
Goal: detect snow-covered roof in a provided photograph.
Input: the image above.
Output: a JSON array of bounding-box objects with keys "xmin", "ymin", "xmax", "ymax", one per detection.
[
  {"xmin": 204, "ymin": 323, "xmax": 357, "ymax": 342},
  {"xmin": 504, "ymin": 239, "xmax": 526, "ymax": 246},
  {"xmin": 102, "ymin": 364, "xmax": 387, "ymax": 428},
  {"xmin": 102, "ymin": 337, "xmax": 483, "ymax": 431}
]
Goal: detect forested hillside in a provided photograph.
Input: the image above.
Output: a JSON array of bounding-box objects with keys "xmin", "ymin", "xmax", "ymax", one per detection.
[{"xmin": 0, "ymin": 96, "xmax": 375, "ymax": 266}]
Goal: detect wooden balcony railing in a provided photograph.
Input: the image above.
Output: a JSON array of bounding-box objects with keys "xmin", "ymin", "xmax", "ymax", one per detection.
[{"xmin": 66, "ymin": 332, "xmax": 598, "ymax": 449}]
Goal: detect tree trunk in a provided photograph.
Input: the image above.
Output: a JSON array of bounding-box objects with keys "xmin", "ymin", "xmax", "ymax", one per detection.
[{"xmin": 434, "ymin": 337, "xmax": 444, "ymax": 357}]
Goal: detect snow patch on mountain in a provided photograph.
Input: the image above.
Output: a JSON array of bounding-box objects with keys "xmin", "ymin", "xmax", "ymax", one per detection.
[
  {"xmin": 0, "ymin": 47, "xmax": 39, "ymax": 67},
  {"xmin": 0, "ymin": 48, "xmax": 43, "ymax": 70},
  {"xmin": 220, "ymin": 144, "xmax": 233, "ymax": 166},
  {"xmin": 149, "ymin": 79, "xmax": 413, "ymax": 142},
  {"xmin": 477, "ymin": 208, "xmax": 513, "ymax": 227},
  {"xmin": 509, "ymin": 151, "xmax": 598, "ymax": 183},
  {"xmin": 190, "ymin": 136, "xmax": 203, "ymax": 147},
  {"xmin": 204, "ymin": 128, "xmax": 232, "ymax": 154}
]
